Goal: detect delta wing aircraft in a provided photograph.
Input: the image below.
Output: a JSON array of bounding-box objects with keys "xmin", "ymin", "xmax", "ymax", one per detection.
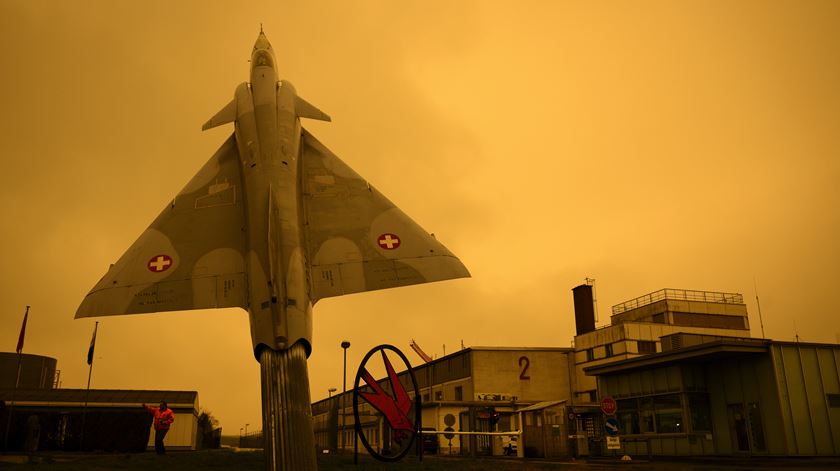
[
  {"xmin": 75, "ymin": 30, "xmax": 468, "ymax": 468},
  {"xmin": 76, "ymin": 30, "xmax": 469, "ymax": 470}
]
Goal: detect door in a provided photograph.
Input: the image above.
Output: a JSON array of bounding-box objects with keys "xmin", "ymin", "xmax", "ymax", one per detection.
[{"xmin": 727, "ymin": 404, "xmax": 750, "ymax": 453}]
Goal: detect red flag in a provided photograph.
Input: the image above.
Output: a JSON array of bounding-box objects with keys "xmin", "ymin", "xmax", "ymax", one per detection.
[{"xmin": 16, "ymin": 306, "xmax": 29, "ymax": 354}]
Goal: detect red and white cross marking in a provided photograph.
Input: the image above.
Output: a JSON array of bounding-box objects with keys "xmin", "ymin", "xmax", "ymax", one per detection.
[
  {"xmin": 147, "ymin": 254, "xmax": 173, "ymax": 273},
  {"xmin": 377, "ymin": 233, "xmax": 401, "ymax": 250}
]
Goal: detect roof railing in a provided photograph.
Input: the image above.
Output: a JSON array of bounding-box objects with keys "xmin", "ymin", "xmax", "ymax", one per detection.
[{"xmin": 611, "ymin": 288, "xmax": 744, "ymax": 315}]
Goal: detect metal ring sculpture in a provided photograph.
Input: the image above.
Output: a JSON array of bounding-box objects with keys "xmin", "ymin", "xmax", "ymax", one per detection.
[{"xmin": 352, "ymin": 344, "xmax": 421, "ymax": 462}]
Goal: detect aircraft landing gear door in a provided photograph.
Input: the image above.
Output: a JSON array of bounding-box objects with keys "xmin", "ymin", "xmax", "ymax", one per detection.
[{"xmin": 727, "ymin": 404, "xmax": 750, "ymax": 454}]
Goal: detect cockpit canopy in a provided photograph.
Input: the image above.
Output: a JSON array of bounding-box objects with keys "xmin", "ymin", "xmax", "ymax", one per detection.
[{"xmin": 253, "ymin": 50, "xmax": 274, "ymax": 68}]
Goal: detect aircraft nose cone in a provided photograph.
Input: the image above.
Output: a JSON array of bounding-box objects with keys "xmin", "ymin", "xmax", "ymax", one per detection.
[{"xmin": 254, "ymin": 31, "xmax": 272, "ymax": 51}]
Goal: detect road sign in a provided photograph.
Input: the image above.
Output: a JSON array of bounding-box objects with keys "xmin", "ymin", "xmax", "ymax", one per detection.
[
  {"xmin": 605, "ymin": 417, "xmax": 619, "ymax": 436},
  {"xmin": 601, "ymin": 396, "xmax": 617, "ymax": 415},
  {"xmin": 607, "ymin": 436, "xmax": 621, "ymax": 450},
  {"xmin": 444, "ymin": 414, "xmax": 456, "ymax": 427}
]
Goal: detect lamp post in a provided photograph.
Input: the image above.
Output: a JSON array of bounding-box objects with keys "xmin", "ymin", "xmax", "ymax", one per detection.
[
  {"xmin": 328, "ymin": 387, "xmax": 337, "ymax": 398},
  {"xmin": 239, "ymin": 427, "xmax": 244, "ymax": 448},
  {"xmin": 341, "ymin": 340, "xmax": 351, "ymax": 450}
]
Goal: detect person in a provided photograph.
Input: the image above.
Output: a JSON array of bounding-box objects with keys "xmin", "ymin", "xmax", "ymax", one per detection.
[{"xmin": 143, "ymin": 401, "xmax": 175, "ymax": 454}]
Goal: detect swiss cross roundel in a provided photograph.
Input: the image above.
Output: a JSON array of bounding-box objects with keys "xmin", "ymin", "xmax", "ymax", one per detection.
[
  {"xmin": 147, "ymin": 254, "xmax": 173, "ymax": 273},
  {"xmin": 377, "ymin": 233, "xmax": 401, "ymax": 250}
]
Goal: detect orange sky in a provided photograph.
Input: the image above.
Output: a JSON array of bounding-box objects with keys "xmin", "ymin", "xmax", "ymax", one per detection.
[{"xmin": 1, "ymin": 0, "xmax": 838, "ymax": 432}]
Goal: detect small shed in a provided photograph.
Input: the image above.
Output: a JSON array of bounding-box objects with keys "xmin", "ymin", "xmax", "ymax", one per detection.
[{"xmin": 518, "ymin": 400, "xmax": 568, "ymax": 458}]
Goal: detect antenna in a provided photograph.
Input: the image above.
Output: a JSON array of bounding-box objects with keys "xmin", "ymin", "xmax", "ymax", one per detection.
[
  {"xmin": 793, "ymin": 319, "xmax": 800, "ymax": 342},
  {"xmin": 753, "ymin": 277, "xmax": 766, "ymax": 338}
]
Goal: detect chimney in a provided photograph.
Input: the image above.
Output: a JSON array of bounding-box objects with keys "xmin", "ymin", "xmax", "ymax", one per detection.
[{"xmin": 572, "ymin": 284, "xmax": 596, "ymax": 335}]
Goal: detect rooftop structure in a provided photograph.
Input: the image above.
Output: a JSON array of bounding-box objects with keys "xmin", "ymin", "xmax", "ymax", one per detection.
[
  {"xmin": 610, "ymin": 288, "xmax": 749, "ymax": 330},
  {"xmin": 572, "ymin": 287, "xmax": 752, "ymax": 406},
  {"xmin": 612, "ymin": 288, "xmax": 744, "ymax": 316}
]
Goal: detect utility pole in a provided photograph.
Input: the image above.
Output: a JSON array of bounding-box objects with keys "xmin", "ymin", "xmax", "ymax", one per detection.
[
  {"xmin": 4, "ymin": 306, "xmax": 29, "ymax": 450},
  {"xmin": 80, "ymin": 322, "xmax": 98, "ymax": 450},
  {"xmin": 341, "ymin": 341, "xmax": 351, "ymax": 451}
]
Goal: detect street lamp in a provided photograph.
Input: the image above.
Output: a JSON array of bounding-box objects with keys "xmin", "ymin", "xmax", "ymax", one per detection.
[
  {"xmin": 328, "ymin": 387, "xmax": 337, "ymax": 398},
  {"xmin": 341, "ymin": 340, "xmax": 351, "ymax": 450},
  {"xmin": 245, "ymin": 423, "xmax": 249, "ymax": 436}
]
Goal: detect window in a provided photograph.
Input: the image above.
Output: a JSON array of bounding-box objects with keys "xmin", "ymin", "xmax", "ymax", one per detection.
[
  {"xmin": 652, "ymin": 313, "xmax": 665, "ymax": 324},
  {"xmin": 498, "ymin": 414, "xmax": 512, "ymax": 432},
  {"xmin": 617, "ymin": 399, "xmax": 640, "ymax": 434},
  {"xmin": 638, "ymin": 340, "xmax": 657, "ymax": 354},
  {"xmin": 435, "ymin": 391, "xmax": 443, "ymax": 401},
  {"xmin": 672, "ymin": 312, "xmax": 746, "ymax": 329},
  {"xmin": 626, "ymin": 394, "xmax": 685, "ymax": 434},
  {"xmin": 654, "ymin": 394, "xmax": 683, "ymax": 433},
  {"xmin": 605, "ymin": 343, "xmax": 614, "ymax": 357},
  {"xmin": 455, "ymin": 386, "xmax": 463, "ymax": 401},
  {"xmin": 639, "ymin": 398, "xmax": 655, "ymax": 433},
  {"xmin": 586, "ymin": 349, "xmax": 594, "ymax": 361},
  {"xmin": 656, "ymin": 412, "xmax": 682, "ymax": 433},
  {"xmin": 828, "ymin": 394, "xmax": 840, "ymax": 408},
  {"xmin": 588, "ymin": 391, "xmax": 597, "ymax": 403}
]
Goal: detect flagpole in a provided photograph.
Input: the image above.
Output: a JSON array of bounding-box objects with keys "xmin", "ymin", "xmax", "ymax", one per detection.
[
  {"xmin": 4, "ymin": 305, "xmax": 29, "ymax": 451},
  {"xmin": 80, "ymin": 321, "xmax": 98, "ymax": 451}
]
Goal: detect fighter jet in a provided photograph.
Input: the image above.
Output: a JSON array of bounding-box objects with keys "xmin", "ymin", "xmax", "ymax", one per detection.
[
  {"xmin": 76, "ymin": 31, "xmax": 469, "ymax": 349},
  {"xmin": 75, "ymin": 30, "xmax": 469, "ymax": 468}
]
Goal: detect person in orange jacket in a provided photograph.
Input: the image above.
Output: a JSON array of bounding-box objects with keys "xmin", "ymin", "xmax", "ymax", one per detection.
[{"xmin": 143, "ymin": 401, "xmax": 175, "ymax": 454}]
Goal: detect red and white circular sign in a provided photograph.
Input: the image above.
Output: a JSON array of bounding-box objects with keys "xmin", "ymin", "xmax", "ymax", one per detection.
[
  {"xmin": 601, "ymin": 396, "xmax": 617, "ymax": 416},
  {"xmin": 147, "ymin": 254, "xmax": 173, "ymax": 273},
  {"xmin": 377, "ymin": 233, "xmax": 401, "ymax": 250}
]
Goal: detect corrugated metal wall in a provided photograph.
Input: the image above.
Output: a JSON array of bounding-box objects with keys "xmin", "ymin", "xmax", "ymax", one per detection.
[
  {"xmin": 705, "ymin": 353, "xmax": 784, "ymax": 455},
  {"xmin": 773, "ymin": 344, "xmax": 840, "ymax": 455}
]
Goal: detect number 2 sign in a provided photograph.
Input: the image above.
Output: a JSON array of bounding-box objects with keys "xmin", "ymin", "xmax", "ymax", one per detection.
[{"xmin": 519, "ymin": 356, "xmax": 530, "ymax": 380}]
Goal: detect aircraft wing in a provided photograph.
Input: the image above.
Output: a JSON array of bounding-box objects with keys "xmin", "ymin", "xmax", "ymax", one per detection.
[
  {"xmin": 300, "ymin": 129, "xmax": 470, "ymax": 301},
  {"xmin": 75, "ymin": 135, "xmax": 248, "ymax": 318}
]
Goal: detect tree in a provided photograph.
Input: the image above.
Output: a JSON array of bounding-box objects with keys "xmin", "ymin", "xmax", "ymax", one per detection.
[{"xmin": 197, "ymin": 409, "xmax": 221, "ymax": 449}]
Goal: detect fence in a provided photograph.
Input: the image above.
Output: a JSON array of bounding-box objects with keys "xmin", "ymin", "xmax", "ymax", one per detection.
[
  {"xmin": 239, "ymin": 430, "xmax": 263, "ymax": 449},
  {"xmin": 612, "ymin": 289, "xmax": 744, "ymax": 315}
]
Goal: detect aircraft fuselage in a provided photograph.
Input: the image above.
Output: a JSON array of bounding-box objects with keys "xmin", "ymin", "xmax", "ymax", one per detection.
[{"xmin": 233, "ymin": 33, "xmax": 311, "ymax": 354}]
